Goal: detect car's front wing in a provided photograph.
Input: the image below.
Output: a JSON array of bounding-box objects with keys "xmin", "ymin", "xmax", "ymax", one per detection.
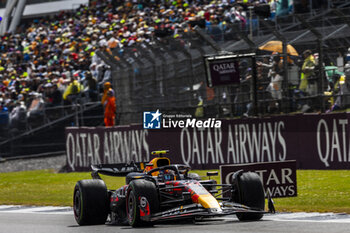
[{"xmin": 142, "ymin": 202, "xmax": 268, "ymax": 222}]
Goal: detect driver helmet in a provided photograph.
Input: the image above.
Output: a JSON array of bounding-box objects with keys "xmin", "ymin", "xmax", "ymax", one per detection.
[{"xmin": 162, "ymin": 169, "xmax": 175, "ymax": 181}]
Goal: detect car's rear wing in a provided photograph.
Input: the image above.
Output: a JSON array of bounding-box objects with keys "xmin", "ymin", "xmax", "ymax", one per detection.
[{"xmin": 91, "ymin": 161, "xmax": 146, "ymax": 179}]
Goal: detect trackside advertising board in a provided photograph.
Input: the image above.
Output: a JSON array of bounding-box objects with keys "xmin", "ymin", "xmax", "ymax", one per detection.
[
  {"xmin": 66, "ymin": 112, "xmax": 350, "ymax": 171},
  {"xmin": 220, "ymin": 161, "xmax": 297, "ymax": 198},
  {"xmin": 204, "ymin": 53, "xmax": 255, "ymax": 87}
]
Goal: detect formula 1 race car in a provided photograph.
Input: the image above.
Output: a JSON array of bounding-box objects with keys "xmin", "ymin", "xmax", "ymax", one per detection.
[{"xmin": 73, "ymin": 150, "xmax": 275, "ymax": 227}]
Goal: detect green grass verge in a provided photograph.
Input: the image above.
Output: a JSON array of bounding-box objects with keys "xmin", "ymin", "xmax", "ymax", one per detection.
[{"xmin": 0, "ymin": 169, "xmax": 349, "ymax": 213}]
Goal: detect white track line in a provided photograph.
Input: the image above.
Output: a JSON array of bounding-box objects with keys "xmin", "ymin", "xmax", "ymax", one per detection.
[
  {"xmin": 0, "ymin": 206, "xmax": 350, "ymax": 223},
  {"xmin": 263, "ymin": 212, "xmax": 350, "ymax": 223},
  {"xmin": 0, "ymin": 205, "xmax": 18, "ymax": 210},
  {"xmin": 214, "ymin": 212, "xmax": 350, "ymax": 224},
  {"xmin": 0, "ymin": 205, "xmax": 72, "ymax": 215}
]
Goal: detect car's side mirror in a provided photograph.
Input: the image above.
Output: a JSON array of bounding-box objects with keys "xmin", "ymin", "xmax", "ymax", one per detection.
[{"xmin": 207, "ymin": 171, "xmax": 218, "ymax": 178}]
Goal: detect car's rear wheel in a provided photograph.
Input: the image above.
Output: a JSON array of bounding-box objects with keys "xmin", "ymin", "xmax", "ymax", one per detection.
[
  {"xmin": 73, "ymin": 179, "xmax": 109, "ymax": 225},
  {"xmin": 126, "ymin": 179, "xmax": 159, "ymax": 227},
  {"xmin": 232, "ymin": 172, "xmax": 265, "ymax": 221}
]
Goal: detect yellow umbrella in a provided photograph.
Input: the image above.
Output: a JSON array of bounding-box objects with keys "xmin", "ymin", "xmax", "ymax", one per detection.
[{"xmin": 259, "ymin": 40, "xmax": 299, "ymax": 56}]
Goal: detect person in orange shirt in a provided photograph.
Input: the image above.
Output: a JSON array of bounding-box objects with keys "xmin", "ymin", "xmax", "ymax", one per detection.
[
  {"xmin": 103, "ymin": 88, "xmax": 116, "ymax": 127},
  {"xmin": 101, "ymin": 82, "xmax": 111, "ymax": 105}
]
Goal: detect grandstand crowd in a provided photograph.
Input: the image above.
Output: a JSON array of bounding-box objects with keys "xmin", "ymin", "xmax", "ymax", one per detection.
[
  {"xmin": 0, "ymin": 0, "xmax": 283, "ymax": 130},
  {"xmin": 0, "ymin": 0, "xmax": 344, "ymax": 131}
]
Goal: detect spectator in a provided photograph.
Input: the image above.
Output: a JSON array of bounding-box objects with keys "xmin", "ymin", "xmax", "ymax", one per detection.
[
  {"xmin": 103, "ymin": 88, "xmax": 116, "ymax": 127},
  {"xmin": 267, "ymin": 55, "xmax": 284, "ymax": 112},
  {"xmin": 0, "ymin": 100, "xmax": 9, "ymax": 131},
  {"xmin": 9, "ymin": 101, "xmax": 27, "ymax": 130},
  {"xmin": 330, "ymin": 65, "xmax": 350, "ymax": 111},
  {"xmin": 267, "ymin": 70, "xmax": 283, "ymax": 99},
  {"xmin": 27, "ymin": 93, "xmax": 44, "ymax": 123},
  {"xmin": 256, "ymin": 56, "xmax": 272, "ymax": 113},
  {"xmin": 269, "ymin": 0, "xmax": 277, "ymax": 18},
  {"xmin": 46, "ymin": 83, "xmax": 63, "ymax": 107},
  {"xmin": 234, "ymin": 60, "xmax": 252, "ymax": 116},
  {"xmin": 100, "ymin": 65, "xmax": 112, "ymax": 85},
  {"xmin": 299, "ymin": 50, "xmax": 317, "ymax": 96},
  {"xmin": 83, "ymin": 71, "xmax": 98, "ymax": 102},
  {"xmin": 101, "ymin": 82, "xmax": 112, "ymax": 106},
  {"xmin": 63, "ymin": 78, "xmax": 84, "ymax": 105}
]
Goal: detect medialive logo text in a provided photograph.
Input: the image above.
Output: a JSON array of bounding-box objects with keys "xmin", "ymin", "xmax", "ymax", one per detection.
[{"xmin": 143, "ymin": 110, "xmax": 221, "ymax": 129}]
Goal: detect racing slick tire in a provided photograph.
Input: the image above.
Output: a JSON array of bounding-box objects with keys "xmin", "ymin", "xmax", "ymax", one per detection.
[
  {"xmin": 73, "ymin": 179, "xmax": 109, "ymax": 225},
  {"xmin": 232, "ymin": 172, "xmax": 265, "ymax": 221},
  {"xmin": 126, "ymin": 179, "xmax": 160, "ymax": 227}
]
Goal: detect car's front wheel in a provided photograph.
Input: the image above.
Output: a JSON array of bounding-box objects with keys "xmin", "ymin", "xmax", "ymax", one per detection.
[
  {"xmin": 73, "ymin": 179, "xmax": 109, "ymax": 225},
  {"xmin": 232, "ymin": 172, "xmax": 265, "ymax": 221},
  {"xmin": 126, "ymin": 179, "xmax": 159, "ymax": 227}
]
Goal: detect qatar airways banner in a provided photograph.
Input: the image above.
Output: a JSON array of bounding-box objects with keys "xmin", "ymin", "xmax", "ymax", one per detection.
[
  {"xmin": 65, "ymin": 113, "xmax": 350, "ymax": 171},
  {"xmin": 220, "ymin": 161, "xmax": 297, "ymax": 198},
  {"xmin": 204, "ymin": 54, "xmax": 244, "ymax": 87}
]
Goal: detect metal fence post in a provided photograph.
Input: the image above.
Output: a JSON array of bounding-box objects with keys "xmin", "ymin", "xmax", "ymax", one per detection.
[
  {"xmin": 318, "ymin": 39, "xmax": 326, "ymax": 112},
  {"xmin": 282, "ymin": 40, "xmax": 290, "ymax": 113},
  {"xmin": 251, "ymin": 55, "xmax": 258, "ymax": 116}
]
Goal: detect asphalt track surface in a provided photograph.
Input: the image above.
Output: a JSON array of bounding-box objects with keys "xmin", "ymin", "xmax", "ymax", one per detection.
[{"xmin": 0, "ymin": 206, "xmax": 349, "ymax": 233}]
